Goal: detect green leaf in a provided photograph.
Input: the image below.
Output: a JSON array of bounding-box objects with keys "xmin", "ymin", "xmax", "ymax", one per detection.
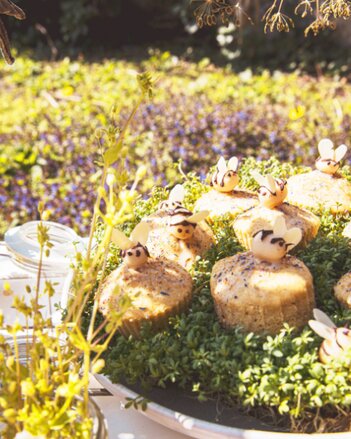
[{"xmin": 103, "ymin": 140, "xmax": 123, "ymax": 166}]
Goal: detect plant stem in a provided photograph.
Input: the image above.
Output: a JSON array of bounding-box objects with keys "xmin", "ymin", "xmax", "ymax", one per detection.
[
  {"xmin": 31, "ymin": 232, "xmax": 44, "ymax": 378},
  {"xmin": 83, "ymin": 350, "xmax": 90, "ymax": 416},
  {"xmin": 118, "ymin": 94, "xmax": 144, "ymax": 145},
  {"xmin": 86, "ymin": 167, "xmax": 107, "ymax": 260},
  {"xmin": 13, "ymin": 332, "xmax": 22, "ymax": 406},
  {"xmin": 87, "ymin": 226, "xmax": 113, "ymax": 342},
  {"xmin": 91, "ymin": 322, "xmax": 119, "ymax": 365}
]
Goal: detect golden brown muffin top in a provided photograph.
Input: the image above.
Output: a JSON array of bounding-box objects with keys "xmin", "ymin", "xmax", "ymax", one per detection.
[
  {"xmin": 99, "ymin": 257, "xmax": 193, "ymax": 319},
  {"xmin": 287, "ymin": 170, "xmax": 351, "ymax": 213},
  {"xmin": 211, "ymin": 252, "xmax": 313, "ymax": 306},
  {"xmin": 195, "ymin": 189, "xmax": 258, "ymax": 217}
]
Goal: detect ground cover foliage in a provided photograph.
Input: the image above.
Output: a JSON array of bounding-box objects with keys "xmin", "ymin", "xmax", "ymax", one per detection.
[
  {"xmin": 1, "ymin": 53, "xmax": 351, "ymax": 238},
  {"xmin": 103, "ymin": 157, "xmax": 351, "ymax": 434}
]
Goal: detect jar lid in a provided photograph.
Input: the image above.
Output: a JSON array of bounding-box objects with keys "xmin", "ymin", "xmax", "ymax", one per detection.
[{"xmin": 4, "ymin": 221, "xmax": 83, "ymax": 274}]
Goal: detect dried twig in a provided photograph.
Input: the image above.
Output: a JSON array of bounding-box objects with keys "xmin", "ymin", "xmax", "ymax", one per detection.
[{"xmin": 0, "ymin": 0, "xmax": 25, "ymax": 65}]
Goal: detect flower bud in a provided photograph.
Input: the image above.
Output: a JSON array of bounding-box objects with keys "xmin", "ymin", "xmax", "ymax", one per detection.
[{"xmin": 92, "ymin": 359, "xmax": 105, "ymax": 374}]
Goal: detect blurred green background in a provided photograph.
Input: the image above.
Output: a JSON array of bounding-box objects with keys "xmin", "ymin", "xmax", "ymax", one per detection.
[
  {"xmin": 1, "ymin": 0, "xmax": 351, "ymax": 237},
  {"xmin": 6, "ymin": 0, "xmax": 351, "ymax": 72}
]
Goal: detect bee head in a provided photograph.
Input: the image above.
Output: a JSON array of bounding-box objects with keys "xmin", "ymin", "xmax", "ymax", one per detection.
[
  {"xmin": 170, "ymin": 220, "xmax": 197, "ymax": 240},
  {"xmin": 169, "ymin": 209, "xmax": 209, "ymax": 240},
  {"xmin": 315, "ymin": 158, "xmax": 339, "ymax": 175},
  {"xmin": 120, "ymin": 243, "xmax": 150, "ymax": 268}
]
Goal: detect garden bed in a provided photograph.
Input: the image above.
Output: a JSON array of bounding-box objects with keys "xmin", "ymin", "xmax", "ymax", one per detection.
[{"xmin": 1, "ymin": 54, "xmax": 351, "ymax": 236}]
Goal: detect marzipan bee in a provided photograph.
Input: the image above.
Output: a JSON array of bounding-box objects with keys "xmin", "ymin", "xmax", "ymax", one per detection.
[
  {"xmin": 169, "ymin": 209, "xmax": 210, "ymax": 240},
  {"xmin": 251, "ymin": 171, "xmax": 287, "ymax": 209},
  {"xmin": 309, "ymin": 308, "xmax": 351, "ymax": 364},
  {"xmin": 315, "ymin": 138, "xmax": 347, "ymax": 175},
  {"xmin": 159, "ymin": 184, "xmax": 185, "ymax": 211},
  {"xmin": 251, "ymin": 217, "xmax": 302, "ymax": 263},
  {"xmin": 211, "ymin": 156, "xmax": 239, "ymax": 193},
  {"xmin": 111, "ymin": 222, "xmax": 150, "ymax": 269}
]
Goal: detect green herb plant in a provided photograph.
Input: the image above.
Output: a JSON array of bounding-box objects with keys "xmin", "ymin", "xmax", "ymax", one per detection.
[
  {"xmin": 104, "ymin": 157, "xmax": 351, "ymax": 434},
  {"xmin": 0, "ymin": 72, "xmax": 154, "ymax": 439}
]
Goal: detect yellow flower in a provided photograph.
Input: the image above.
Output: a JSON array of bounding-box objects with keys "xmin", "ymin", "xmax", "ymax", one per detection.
[
  {"xmin": 21, "ymin": 380, "xmax": 36, "ymax": 397},
  {"xmin": 92, "ymin": 359, "xmax": 105, "ymax": 374},
  {"xmin": 289, "ymin": 105, "xmax": 305, "ymax": 121}
]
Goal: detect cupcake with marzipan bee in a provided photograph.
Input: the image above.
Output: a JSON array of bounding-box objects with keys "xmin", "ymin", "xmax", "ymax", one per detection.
[
  {"xmin": 233, "ymin": 171, "xmax": 320, "ymax": 250},
  {"xmin": 99, "ymin": 222, "xmax": 193, "ymax": 338},
  {"xmin": 287, "ymin": 139, "xmax": 351, "ymax": 214},
  {"xmin": 211, "ymin": 217, "xmax": 315, "ymax": 334},
  {"xmin": 194, "ymin": 156, "xmax": 258, "ymax": 218},
  {"xmin": 146, "ymin": 207, "xmax": 214, "ymax": 269}
]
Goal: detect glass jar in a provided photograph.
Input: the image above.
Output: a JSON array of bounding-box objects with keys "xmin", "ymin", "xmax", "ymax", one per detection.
[
  {"xmin": 89, "ymin": 397, "xmax": 109, "ymax": 439},
  {"xmin": 0, "ymin": 221, "xmax": 84, "ymax": 326}
]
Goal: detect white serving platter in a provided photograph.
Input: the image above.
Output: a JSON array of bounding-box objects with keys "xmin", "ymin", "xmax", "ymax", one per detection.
[{"xmin": 95, "ymin": 374, "xmax": 351, "ymax": 439}]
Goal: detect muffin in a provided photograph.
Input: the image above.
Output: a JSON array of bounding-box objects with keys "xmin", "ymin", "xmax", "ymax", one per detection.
[
  {"xmin": 99, "ymin": 222, "xmax": 193, "ymax": 338},
  {"xmin": 194, "ymin": 156, "xmax": 258, "ymax": 218},
  {"xmin": 233, "ymin": 172, "xmax": 320, "ymax": 249},
  {"xmin": 146, "ymin": 208, "xmax": 215, "ymax": 269},
  {"xmin": 195, "ymin": 189, "xmax": 258, "ymax": 219},
  {"xmin": 211, "ymin": 217, "xmax": 315, "ymax": 334},
  {"xmin": 334, "ymin": 272, "xmax": 351, "ymax": 308},
  {"xmin": 287, "ymin": 139, "xmax": 351, "ymax": 214}
]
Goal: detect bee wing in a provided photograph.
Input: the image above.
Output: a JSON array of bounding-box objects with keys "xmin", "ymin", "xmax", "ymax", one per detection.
[
  {"xmin": 228, "ymin": 156, "xmax": 239, "ymax": 172},
  {"xmin": 273, "ymin": 216, "xmax": 287, "ymax": 236},
  {"xmin": 187, "ymin": 210, "xmax": 210, "ymax": 224},
  {"xmin": 283, "ymin": 227, "xmax": 302, "ymax": 249},
  {"xmin": 313, "ymin": 308, "xmax": 337, "ymax": 328},
  {"xmin": 318, "ymin": 138, "xmax": 334, "ymax": 159},
  {"xmin": 169, "ymin": 184, "xmax": 185, "ymax": 203},
  {"xmin": 266, "ymin": 174, "xmax": 277, "ymax": 194},
  {"xmin": 334, "ymin": 144, "xmax": 347, "ymax": 163},
  {"xmin": 308, "ymin": 320, "xmax": 335, "ymax": 341},
  {"xmin": 111, "ymin": 228, "xmax": 132, "ymax": 250},
  {"xmin": 251, "ymin": 170, "xmax": 266, "ymax": 187},
  {"xmin": 130, "ymin": 222, "xmax": 150, "ymax": 246},
  {"xmin": 216, "ymin": 156, "xmax": 227, "ymax": 173}
]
